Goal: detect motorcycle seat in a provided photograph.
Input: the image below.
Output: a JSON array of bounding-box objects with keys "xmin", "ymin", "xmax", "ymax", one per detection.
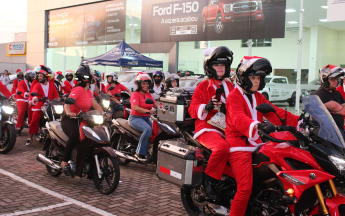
[
  {"xmin": 116, "ymin": 118, "xmax": 143, "ymax": 137},
  {"xmin": 49, "ymin": 121, "xmax": 70, "ymax": 143}
]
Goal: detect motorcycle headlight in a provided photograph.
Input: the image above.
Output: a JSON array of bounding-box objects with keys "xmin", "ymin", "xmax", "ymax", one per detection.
[
  {"xmin": 93, "ymin": 115, "xmax": 104, "ymax": 124},
  {"xmin": 329, "ymin": 155, "xmax": 345, "ymax": 174},
  {"xmin": 102, "ymin": 100, "xmax": 110, "ymax": 108},
  {"xmin": 54, "ymin": 105, "xmax": 64, "ymax": 114},
  {"xmin": 2, "ymin": 106, "xmax": 14, "ymax": 114}
]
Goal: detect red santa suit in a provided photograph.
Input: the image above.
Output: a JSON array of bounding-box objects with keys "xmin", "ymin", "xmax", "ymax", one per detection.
[
  {"xmin": 63, "ymin": 80, "xmax": 78, "ymax": 94},
  {"xmin": 11, "ymin": 79, "xmax": 19, "ymax": 95},
  {"xmin": 225, "ymin": 86, "xmax": 300, "ymax": 216},
  {"xmin": 188, "ymin": 78, "xmax": 234, "ymax": 180},
  {"xmin": 0, "ymin": 81, "xmax": 11, "ymax": 98},
  {"xmin": 16, "ymin": 80, "xmax": 33, "ymax": 128},
  {"xmin": 29, "ymin": 82, "xmax": 59, "ymax": 134}
]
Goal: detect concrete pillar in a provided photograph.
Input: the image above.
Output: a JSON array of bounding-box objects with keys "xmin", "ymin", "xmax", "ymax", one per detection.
[
  {"xmin": 308, "ymin": 26, "xmax": 323, "ymax": 82},
  {"xmin": 168, "ymin": 42, "xmax": 179, "ymax": 74}
]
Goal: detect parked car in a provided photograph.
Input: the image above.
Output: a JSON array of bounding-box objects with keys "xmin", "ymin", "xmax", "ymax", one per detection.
[
  {"xmin": 202, "ymin": 0, "xmax": 264, "ymax": 34},
  {"xmin": 103, "ymin": 70, "xmax": 170, "ymax": 99},
  {"xmin": 260, "ymin": 76, "xmax": 320, "ymax": 106},
  {"xmin": 179, "ymin": 75, "xmax": 206, "ymax": 88}
]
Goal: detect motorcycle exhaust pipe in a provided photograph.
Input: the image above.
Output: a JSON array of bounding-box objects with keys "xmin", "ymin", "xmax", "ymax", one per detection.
[
  {"xmin": 36, "ymin": 154, "xmax": 61, "ymax": 170},
  {"xmin": 113, "ymin": 149, "xmax": 139, "ymax": 162}
]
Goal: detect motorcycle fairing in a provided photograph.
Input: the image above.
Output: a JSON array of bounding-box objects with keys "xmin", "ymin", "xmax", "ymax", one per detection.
[
  {"xmin": 308, "ymin": 194, "xmax": 345, "ymax": 215},
  {"xmin": 270, "ymin": 131, "xmax": 297, "ymax": 141},
  {"xmin": 276, "ymin": 169, "xmax": 334, "ymax": 214}
]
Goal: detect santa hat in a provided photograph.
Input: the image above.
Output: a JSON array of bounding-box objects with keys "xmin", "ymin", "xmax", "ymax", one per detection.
[
  {"xmin": 320, "ymin": 64, "xmax": 344, "ymax": 78},
  {"xmin": 26, "ymin": 69, "xmax": 34, "ymax": 73},
  {"xmin": 238, "ymin": 56, "xmax": 263, "ymax": 72},
  {"xmin": 16, "ymin": 69, "xmax": 22, "ymax": 73}
]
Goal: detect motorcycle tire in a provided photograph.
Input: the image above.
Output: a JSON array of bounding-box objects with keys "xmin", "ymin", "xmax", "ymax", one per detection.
[
  {"xmin": 111, "ymin": 134, "xmax": 131, "ymax": 166},
  {"xmin": 45, "ymin": 141, "xmax": 62, "ymax": 177},
  {"xmin": 0, "ymin": 124, "xmax": 17, "ymax": 154},
  {"xmin": 93, "ymin": 154, "xmax": 120, "ymax": 194},
  {"xmin": 181, "ymin": 188, "xmax": 206, "ymax": 216}
]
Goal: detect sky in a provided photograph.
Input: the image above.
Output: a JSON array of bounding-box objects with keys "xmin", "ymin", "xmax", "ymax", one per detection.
[{"xmin": 0, "ymin": 1, "xmax": 27, "ymax": 43}]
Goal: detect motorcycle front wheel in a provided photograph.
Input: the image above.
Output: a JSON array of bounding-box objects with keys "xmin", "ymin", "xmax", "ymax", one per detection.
[
  {"xmin": 0, "ymin": 124, "xmax": 17, "ymax": 154},
  {"xmin": 93, "ymin": 154, "xmax": 120, "ymax": 194}
]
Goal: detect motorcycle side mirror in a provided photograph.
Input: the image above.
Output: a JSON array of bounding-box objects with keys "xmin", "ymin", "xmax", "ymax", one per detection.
[
  {"xmin": 114, "ymin": 93, "xmax": 121, "ymax": 97},
  {"xmin": 145, "ymin": 98, "xmax": 154, "ymax": 104},
  {"xmin": 256, "ymin": 103, "xmax": 286, "ymax": 126},
  {"xmin": 148, "ymin": 89, "xmax": 154, "ymax": 93},
  {"xmin": 30, "ymin": 92, "xmax": 38, "ymax": 97},
  {"xmin": 16, "ymin": 91, "xmax": 22, "ymax": 95},
  {"xmin": 65, "ymin": 98, "xmax": 76, "ymax": 105},
  {"xmin": 108, "ymin": 86, "xmax": 115, "ymax": 91},
  {"xmin": 256, "ymin": 103, "xmax": 276, "ymax": 114}
]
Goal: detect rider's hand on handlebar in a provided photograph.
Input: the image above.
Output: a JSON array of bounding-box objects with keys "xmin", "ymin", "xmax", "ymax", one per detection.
[
  {"xmin": 149, "ymin": 110, "xmax": 156, "ymax": 114},
  {"xmin": 67, "ymin": 112, "xmax": 77, "ymax": 117},
  {"xmin": 33, "ymin": 97, "xmax": 39, "ymax": 103},
  {"xmin": 257, "ymin": 122, "xmax": 276, "ymax": 134},
  {"xmin": 116, "ymin": 100, "xmax": 121, "ymax": 105}
]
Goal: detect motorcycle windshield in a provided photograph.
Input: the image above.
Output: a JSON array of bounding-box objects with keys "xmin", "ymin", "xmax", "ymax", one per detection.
[{"xmin": 302, "ymin": 95, "xmax": 345, "ymax": 148}]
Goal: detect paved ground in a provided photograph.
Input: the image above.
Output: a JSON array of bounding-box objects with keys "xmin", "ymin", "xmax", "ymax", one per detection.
[{"xmin": 0, "ymin": 129, "xmax": 186, "ymax": 216}]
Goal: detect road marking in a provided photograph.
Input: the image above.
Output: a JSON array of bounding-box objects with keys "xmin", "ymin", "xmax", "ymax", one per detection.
[
  {"xmin": 0, "ymin": 201, "xmax": 72, "ymax": 216},
  {"xmin": 0, "ymin": 168, "xmax": 116, "ymax": 216}
]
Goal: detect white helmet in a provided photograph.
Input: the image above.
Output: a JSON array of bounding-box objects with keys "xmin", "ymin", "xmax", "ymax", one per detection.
[{"xmin": 106, "ymin": 72, "xmax": 118, "ymax": 83}]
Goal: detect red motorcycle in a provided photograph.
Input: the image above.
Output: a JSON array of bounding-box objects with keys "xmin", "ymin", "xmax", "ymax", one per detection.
[{"xmin": 157, "ymin": 95, "xmax": 345, "ymax": 215}]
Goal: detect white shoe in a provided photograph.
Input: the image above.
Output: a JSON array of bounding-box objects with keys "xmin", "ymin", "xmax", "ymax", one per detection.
[{"xmin": 26, "ymin": 138, "xmax": 32, "ymax": 146}]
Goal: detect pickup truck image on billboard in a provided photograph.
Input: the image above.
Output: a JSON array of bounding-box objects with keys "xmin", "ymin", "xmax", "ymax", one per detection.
[
  {"xmin": 202, "ymin": 0, "xmax": 264, "ymax": 34},
  {"xmin": 70, "ymin": 14, "xmax": 101, "ymax": 41},
  {"xmin": 141, "ymin": 0, "xmax": 286, "ymax": 43}
]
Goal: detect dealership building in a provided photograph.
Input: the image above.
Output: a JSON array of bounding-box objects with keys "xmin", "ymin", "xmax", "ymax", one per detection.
[{"xmin": 2, "ymin": 0, "xmax": 343, "ymax": 85}]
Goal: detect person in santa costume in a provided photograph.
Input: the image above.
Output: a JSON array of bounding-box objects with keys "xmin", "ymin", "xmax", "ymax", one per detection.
[
  {"xmin": 188, "ymin": 46, "xmax": 234, "ymax": 199},
  {"xmin": 11, "ymin": 69, "xmax": 24, "ymax": 95},
  {"xmin": 54, "ymin": 71, "xmax": 68, "ymax": 94},
  {"xmin": 225, "ymin": 56, "xmax": 301, "ymax": 216},
  {"xmin": 63, "ymin": 70, "xmax": 78, "ymax": 94},
  {"xmin": 15, "ymin": 70, "xmax": 36, "ymax": 136},
  {"xmin": 26, "ymin": 69, "xmax": 59, "ymax": 146}
]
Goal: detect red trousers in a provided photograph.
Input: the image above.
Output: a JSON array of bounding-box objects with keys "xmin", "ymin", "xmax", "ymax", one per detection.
[
  {"xmin": 28, "ymin": 105, "xmax": 33, "ymax": 125},
  {"xmin": 228, "ymin": 151, "xmax": 253, "ymax": 216},
  {"xmin": 16, "ymin": 101, "xmax": 32, "ymax": 128},
  {"xmin": 197, "ymin": 132, "xmax": 230, "ymax": 180},
  {"xmin": 29, "ymin": 111, "xmax": 42, "ymax": 135}
]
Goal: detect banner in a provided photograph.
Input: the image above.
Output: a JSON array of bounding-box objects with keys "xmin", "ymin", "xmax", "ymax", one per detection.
[
  {"xmin": 47, "ymin": 0, "xmax": 126, "ymax": 48},
  {"xmin": 141, "ymin": 0, "xmax": 286, "ymax": 43},
  {"xmin": 7, "ymin": 42, "xmax": 26, "ymax": 55},
  {"xmin": 327, "ymin": 0, "xmax": 345, "ymax": 22}
]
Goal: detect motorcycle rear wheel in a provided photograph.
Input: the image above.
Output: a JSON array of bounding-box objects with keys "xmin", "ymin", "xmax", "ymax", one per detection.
[
  {"xmin": 45, "ymin": 141, "xmax": 62, "ymax": 177},
  {"xmin": 0, "ymin": 124, "xmax": 17, "ymax": 154},
  {"xmin": 93, "ymin": 154, "xmax": 120, "ymax": 194},
  {"xmin": 181, "ymin": 188, "xmax": 206, "ymax": 216}
]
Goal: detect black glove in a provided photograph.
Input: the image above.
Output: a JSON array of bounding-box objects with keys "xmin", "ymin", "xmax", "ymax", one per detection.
[
  {"xmin": 205, "ymin": 98, "xmax": 215, "ymax": 112},
  {"xmin": 220, "ymin": 103, "xmax": 226, "ymax": 114},
  {"xmin": 257, "ymin": 122, "xmax": 276, "ymax": 134}
]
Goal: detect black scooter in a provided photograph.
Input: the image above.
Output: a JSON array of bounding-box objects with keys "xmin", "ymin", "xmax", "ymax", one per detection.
[
  {"xmin": 36, "ymin": 97, "xmax": 120, "ymax": 194},
  {"xmin": 110, "ymin": 98, "xmax": 180, "ymax": 165}
]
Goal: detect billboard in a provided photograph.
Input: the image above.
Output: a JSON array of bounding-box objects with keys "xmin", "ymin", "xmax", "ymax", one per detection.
[
  {"xmin": 327, "ymin": 0, "xmax": 345, "ymax": 22},
  {"xmin": 141, "ymin": 0, "xmax": 286, "ymax": 43},
  {"xmin": 7, "ymin": 42, "xmax": 26, "ymax": 54},
  {"xmin": 47, "ymin": 0, "xmax": 126, "ymax": 48}
]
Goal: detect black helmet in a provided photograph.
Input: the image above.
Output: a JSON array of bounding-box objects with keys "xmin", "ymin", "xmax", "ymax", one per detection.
[
  {"xmin": 319, "ymin": 64, "xmax": 344, "ymax": 89},
  {"xmin": 165, "ymin": 74, "xmax": 180, "ymax": 89},
  {"xmin": 203, "ymin": 46, "xmax": 233, "ymax": 80},
  {"xmin": 24, "ymin": 69, "xmax": 36, "ymax": 83},
  {"xmin": 75, "ymin": 65, "xmax": 92, "ymax": 86},
  {"xmin": 236, "ymin": 56, "xmax": 272, "ymax": 94}
]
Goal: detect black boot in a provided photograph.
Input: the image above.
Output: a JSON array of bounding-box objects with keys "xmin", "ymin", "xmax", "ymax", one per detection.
[{"xmin": 203, "ymin": 173, "xmax": 218, "ymax": 200}]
